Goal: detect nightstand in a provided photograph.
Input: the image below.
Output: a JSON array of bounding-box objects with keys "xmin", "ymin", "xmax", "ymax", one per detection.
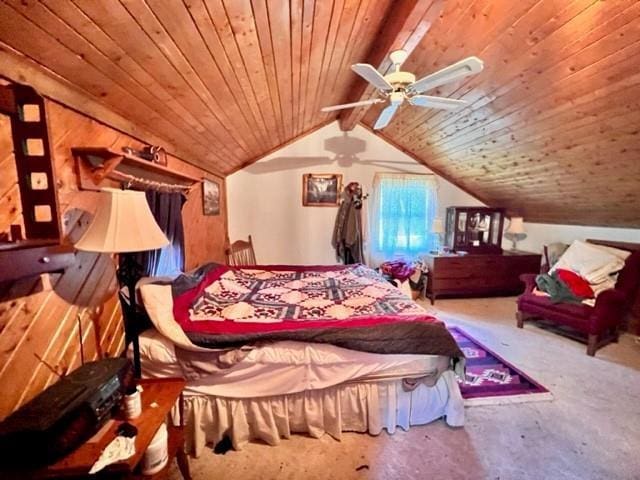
[{"xmin": 38, "ymin": 377, "xmax": 190, "ymax": 479}]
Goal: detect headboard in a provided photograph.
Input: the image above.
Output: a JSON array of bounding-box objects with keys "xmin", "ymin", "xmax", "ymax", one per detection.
[
  {"xmin": 587, "ymin": 239, "xmax": 640, "ymax": 252},
  {"xmin": 588, "ymin": 238, "xmax": 640, "ymax": 334}
]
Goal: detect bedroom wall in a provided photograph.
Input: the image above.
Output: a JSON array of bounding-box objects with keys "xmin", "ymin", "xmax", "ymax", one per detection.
[
  {"xmin": 0, "ymin": 94, "xmax": 227, "ymax": 420},
  {"xmin": 509, "ymin": 223, "xmax": 639, "ymax": 253},
  {"xmin": 227, "ymin": 122, "xmax": 483, "ymax": 265}
]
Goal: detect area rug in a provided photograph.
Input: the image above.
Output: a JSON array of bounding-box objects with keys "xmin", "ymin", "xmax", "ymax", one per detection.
[{"xmin": 448, "ymin": 326, "xmax": 553, "ymax": 406}]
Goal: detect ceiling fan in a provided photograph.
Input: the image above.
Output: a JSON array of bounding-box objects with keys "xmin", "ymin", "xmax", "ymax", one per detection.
[{"xmin": 321, "ymin": 50, "xmax": 484, "ymax": 130}]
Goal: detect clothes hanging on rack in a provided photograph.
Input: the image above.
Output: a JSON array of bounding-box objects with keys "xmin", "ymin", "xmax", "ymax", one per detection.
[{"xmin": 332, "ymin": 182, "xmax": 365, "ymax": 264}]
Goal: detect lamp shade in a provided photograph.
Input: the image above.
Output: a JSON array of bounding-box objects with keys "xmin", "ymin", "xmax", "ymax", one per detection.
[
  {"xmin": 75, "ymin": 188, "xmax": 169, "ymax": 253},
  {"xmin": 506, "ymin": 217, "xmax": 525, "ymax": 234},
  {"xmin": 431, "ymin": 217, "xmax": 445, "ymax": 234}
]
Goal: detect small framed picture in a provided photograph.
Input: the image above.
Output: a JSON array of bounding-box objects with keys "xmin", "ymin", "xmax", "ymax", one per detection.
[
  {"xmin": 302, "ymin": 173, "xmax": 342, "ymax": 207},
  {"xmin": 202, "ymin": 178, "xmax": 220, "ymax": 215}
]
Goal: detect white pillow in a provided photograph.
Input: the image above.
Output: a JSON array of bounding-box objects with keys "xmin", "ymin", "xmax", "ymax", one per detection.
[
  {"xmin": 139, "ymin": 283, "xmax": 211, "ymax": 353},
  {"xmin": 138, "ymin": 329, "xmax": 177, "ymax": 364},
  {"xmin": 551, "ymin": 240, "xmax": 629, "ymax": 284}
]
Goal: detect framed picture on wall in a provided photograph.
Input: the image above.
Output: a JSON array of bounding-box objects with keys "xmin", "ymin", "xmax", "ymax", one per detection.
[
  {"xmin": 202, "ymin": 178, "xmax": 220, "ymax": 215},
  {"xmin": 302, "ymin": 173, "xmax": 343, "ymax": 206}
]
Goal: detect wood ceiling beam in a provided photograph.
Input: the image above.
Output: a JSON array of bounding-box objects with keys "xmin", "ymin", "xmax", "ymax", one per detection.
[{"xmin": 338, "ymin": 0, "xmax": 443, "ymax": 131}]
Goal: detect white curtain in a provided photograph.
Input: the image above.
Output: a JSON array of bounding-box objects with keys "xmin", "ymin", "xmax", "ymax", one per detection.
[{"xmin": 368, "ymin": 173, "xmax": 438, "ymax": 266}]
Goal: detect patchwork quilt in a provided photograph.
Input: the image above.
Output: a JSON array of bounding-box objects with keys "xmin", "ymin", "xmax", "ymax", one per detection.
[{"xmin": 172, "ymin": 264, "xmax": 463, "ymax": 362}]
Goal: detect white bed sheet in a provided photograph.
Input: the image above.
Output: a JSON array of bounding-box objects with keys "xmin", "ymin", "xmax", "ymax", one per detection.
[{"xmin": 134, "ymin": 328, "xmax": 451, "ymax": 398}]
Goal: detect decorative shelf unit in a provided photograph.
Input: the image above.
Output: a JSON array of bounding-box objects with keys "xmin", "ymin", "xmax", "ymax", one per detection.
[
  {"xmin": 445, "ymin": 206, "xmax": 506, "ymax": 254},
  {"xmin": 72, "ymin": 147, "xmax": 201, "ymax": 191},
  {"xmin": 0, "ymin": 83, "xmax": 75, "ymax": 282}
]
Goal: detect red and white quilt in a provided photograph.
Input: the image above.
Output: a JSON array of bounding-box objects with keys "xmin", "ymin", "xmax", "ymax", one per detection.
[{"xmin": 188, "ymin": 264, "xmax": 424, "ymax": 323}]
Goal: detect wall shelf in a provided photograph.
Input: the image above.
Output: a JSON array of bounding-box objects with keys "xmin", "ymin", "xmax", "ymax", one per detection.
[
  {"xmin": 72, "ymin": 147, "xmax": 201, "ymax": 191},
  {"xmin": 0, "ymin": 242, "xmax": 75, "ymax": 283}
]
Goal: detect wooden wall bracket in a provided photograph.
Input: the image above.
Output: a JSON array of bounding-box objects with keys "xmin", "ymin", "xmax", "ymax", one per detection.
[
  {"xmin": 0, "ymin": 242, "xmax": 75, "ymax": 283},
  {"xmin": 72, "ymin": 147, "xmax": 200, "ymax": 191}
]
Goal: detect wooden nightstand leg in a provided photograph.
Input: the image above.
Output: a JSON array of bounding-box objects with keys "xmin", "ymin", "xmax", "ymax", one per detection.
[{"xmin": 176, "ymin": 448, "xmax": 191, "ymax": 480}]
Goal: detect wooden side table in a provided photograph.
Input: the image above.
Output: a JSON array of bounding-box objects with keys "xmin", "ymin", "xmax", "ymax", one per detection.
[{"xmin": 37, "ymin": 377, "xmax": 190, "ymax": 479}]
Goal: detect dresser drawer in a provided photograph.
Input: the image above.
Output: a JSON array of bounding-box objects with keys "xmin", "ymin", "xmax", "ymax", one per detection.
[
  {"xmin": 431, "ymin": 256, "xmax": 508, "ymax": 279},
  {"xmin": 424, "ymin": 252, "xmax": 541, "ymax": 302}
]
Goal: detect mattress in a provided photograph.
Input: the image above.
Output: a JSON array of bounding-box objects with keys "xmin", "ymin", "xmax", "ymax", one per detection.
[{"xmin": 134, "ymin": 328, "xmax": 451, "ymax": 399}]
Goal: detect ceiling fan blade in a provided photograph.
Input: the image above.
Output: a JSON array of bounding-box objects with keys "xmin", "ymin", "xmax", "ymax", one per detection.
[
  {"xmin": 408, "ymin": 56, "xmax": 484, "ymax": 94},
  {"xmin": 351, "ymin": 64, "xmax": 393, "ymax": 91},
  {"xmin": 409, "ymin": 95, "xmax": 468, "ymax": 110},
  {"xmin": 320, "ymin": 98, "xmax": 384, "ymax": 112},
  {"xmin": 373, "ymin": 103, "xmax": 400, "ymax": 130}
]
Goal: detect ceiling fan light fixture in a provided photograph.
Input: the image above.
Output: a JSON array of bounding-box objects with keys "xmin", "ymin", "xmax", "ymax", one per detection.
[
  {"xmin": 320, "ymin": 52, "xmax": 484, "ymax": 129},
  {"xmin": 389, "ymin": 49, "xmax": 409, "ymax": 66}
]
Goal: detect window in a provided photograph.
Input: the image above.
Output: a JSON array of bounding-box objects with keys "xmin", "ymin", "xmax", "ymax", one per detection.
[
  {"xmin": 369, "ymin": 173, "xmax": 438, "ymax": 265},
  {"xmin": 126, "ymin": 191, "xmax": 186, "ymax": 278}
]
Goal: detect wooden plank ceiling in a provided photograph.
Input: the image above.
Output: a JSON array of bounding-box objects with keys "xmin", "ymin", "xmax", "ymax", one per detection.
[{"xmin": 0, "ymin": 0, "xmax": 639, "ymax": 227}]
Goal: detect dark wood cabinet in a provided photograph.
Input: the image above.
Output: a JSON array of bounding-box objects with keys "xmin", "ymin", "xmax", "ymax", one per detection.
[
  {"xmin": 445, "ymin": 206, "xmax": 505, "ymax": 254},
  {"xmin": 423, "ymin": 251, "xmax": 542, "ymax": 304}
]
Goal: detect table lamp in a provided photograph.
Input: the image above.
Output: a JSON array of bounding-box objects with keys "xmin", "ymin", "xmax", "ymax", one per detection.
[
  {"xmin": 431, "ymin": 217, "xmax": 445, "ymax": 253},
  {"xmin": 75, "ymin": 188, "xmax": 169, "ymax": 377},
  {"xmin": 504, "ymin": 217, "xmax": 526, "ymax": 251}
]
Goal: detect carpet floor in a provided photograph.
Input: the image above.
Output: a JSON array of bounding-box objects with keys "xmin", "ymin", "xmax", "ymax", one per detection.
[{"xmin": 168, "ymin": 296, "xmax": 640, "ymax": 480}]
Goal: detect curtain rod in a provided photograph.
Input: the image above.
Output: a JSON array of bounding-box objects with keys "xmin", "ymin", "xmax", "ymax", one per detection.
[{"xmin": 111, "ymin": 170, "xmax": 196, "ymax": 193}]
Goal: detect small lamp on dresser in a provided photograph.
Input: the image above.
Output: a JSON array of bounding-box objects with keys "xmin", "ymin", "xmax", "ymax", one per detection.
[
  {"xmin": 504, "ymin": 217, "xmax": 527, "ymax": 251},
  {"xmin": 431, "ymin": 217, "xmax": 445, "ymax": 254},
  {"xmin": 74, "ymin": 188, "xmax": 169, "ymax": 377}
]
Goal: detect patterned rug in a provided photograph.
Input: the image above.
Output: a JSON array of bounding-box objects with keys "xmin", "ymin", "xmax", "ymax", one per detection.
[{"xmin": 448, "ymin": 326, "xmax": 552, "ymax": 406}]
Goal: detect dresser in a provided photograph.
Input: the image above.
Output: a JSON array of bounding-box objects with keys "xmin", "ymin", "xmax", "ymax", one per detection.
[{"xmin": 423, "ymin": 251, "xmax": 542, "ymax": 304}]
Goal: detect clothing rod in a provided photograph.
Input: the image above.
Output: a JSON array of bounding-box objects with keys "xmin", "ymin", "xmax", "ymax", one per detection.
[{"xmin": 111, "ymin": 170, "xmax": 196, "ymax": 192}]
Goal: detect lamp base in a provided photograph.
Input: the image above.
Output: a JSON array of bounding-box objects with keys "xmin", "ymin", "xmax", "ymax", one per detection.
[
  {"xmin": 117, "ymin": 253, "xmax": 144, "ymax": 378},
  {"xmin": 504, "ymin": 232, "xmax": 527, "ymax": 251}
]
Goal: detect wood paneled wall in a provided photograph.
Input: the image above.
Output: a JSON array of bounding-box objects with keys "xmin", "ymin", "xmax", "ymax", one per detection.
[{"xmin": 0, "ymin": 97, "xmax": 227, "ymax": 421}]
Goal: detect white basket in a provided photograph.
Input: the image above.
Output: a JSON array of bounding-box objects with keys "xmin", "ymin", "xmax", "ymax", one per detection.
[{"xmin": 141, "ymin": 422, "xmax": 168, "ymax": 475}]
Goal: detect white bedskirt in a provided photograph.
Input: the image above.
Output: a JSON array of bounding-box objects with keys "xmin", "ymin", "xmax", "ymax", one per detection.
[{"xmin": 177, "ymin": 370, "xmax": 463, "ymax": 456}]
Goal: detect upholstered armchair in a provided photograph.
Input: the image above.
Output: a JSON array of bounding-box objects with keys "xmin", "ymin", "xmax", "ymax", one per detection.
[{"xmin": 516, "ymin": 249, "xmax": 640, "ymax": 356}]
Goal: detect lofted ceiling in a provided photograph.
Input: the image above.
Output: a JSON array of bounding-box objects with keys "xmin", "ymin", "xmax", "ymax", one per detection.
[{"xmin": 0, "ymin": 0, "xmax": 638, "ymax": 227}]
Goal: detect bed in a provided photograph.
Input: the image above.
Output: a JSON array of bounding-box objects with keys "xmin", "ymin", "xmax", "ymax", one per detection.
[{"xmin": 133, "ymin": 263, "xmax": 465, "ymax": 455}]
